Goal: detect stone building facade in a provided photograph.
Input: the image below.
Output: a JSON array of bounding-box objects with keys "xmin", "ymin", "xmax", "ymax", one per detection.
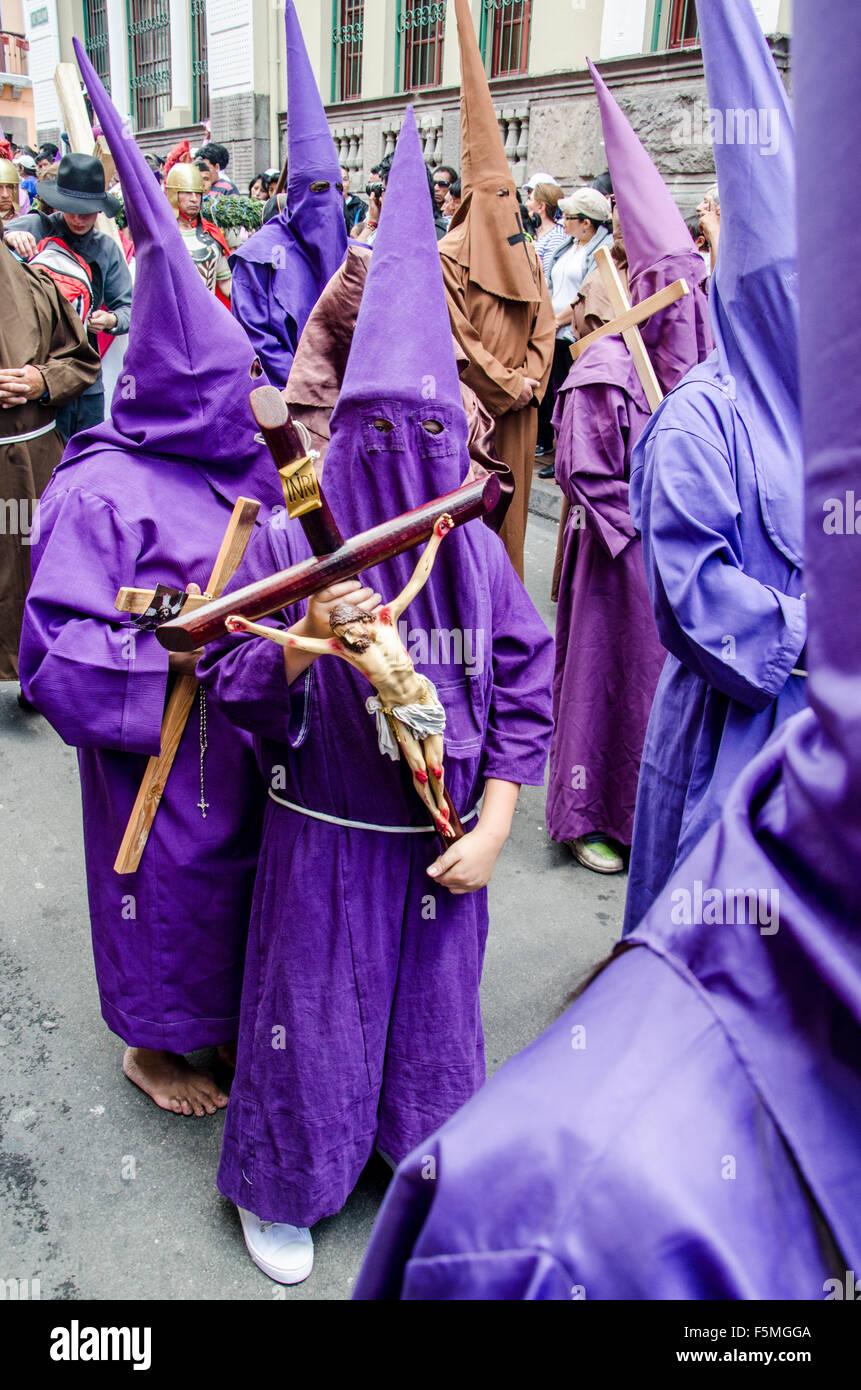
[{"xmin": 23, "ymin": 0, "xmax": 791, "ymax": 216}]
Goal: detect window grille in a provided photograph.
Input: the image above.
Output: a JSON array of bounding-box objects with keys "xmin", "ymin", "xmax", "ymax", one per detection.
[
  {"xmin": 83, "ymin": 0, "xmax": 111, "ymax": 92},
  {"xmin": 127, "ymin": 1, "xmax": 171, "ymax": 131},
  {"xmin": 482, "ymin": 0, "xmax": 531, "ymax": 78},
  {"xmin": 332, "ymin": 0, "xmax": 363, "ymax": 102},
  {"xmin": 396, "ymin": 2, "xmax": 446, "ymax": 94}
]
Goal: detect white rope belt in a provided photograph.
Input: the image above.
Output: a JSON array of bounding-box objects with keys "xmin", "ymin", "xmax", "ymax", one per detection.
[
  {"xmin": 790, "ymin": 668, "xmax": 808, "ymax": 678},
  {"xmin": 268, "ymin": 787, "xmax": 478, "ymax": 834},
  {"xmin": 0, "ymin": 419, "xmax": 57, "ymax": 446}
]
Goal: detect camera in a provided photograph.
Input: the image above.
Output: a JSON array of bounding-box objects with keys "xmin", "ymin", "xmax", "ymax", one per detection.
[{"xmin": 365, "ymin": 181, "xmax": 384, "ymax": 198}]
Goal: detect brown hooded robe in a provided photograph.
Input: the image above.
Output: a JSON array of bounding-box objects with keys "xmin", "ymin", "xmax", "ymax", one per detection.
[
  {"xmin": 0, "ymin": 246, "xmax": 100, "ymax": 679},
  {"xmin": 439, "ymin": 0, "xmax": 555, "ymax": 579}
]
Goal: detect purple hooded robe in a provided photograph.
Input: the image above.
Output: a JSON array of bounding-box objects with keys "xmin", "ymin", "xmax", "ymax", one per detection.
[
  {"xmin": 228, "ymin": 1, "xmax": 348, "ymax": 388},
  {"xmin": 624, "ymin": 0, "xmax": 807, "ymax": 929},
  {"xmin": 18, "ymin": 44, "xmax": 283, "ymax": 1051},
  {"xmin": 198, "ymin": 109, "xmax": 554, "ymax": 1227},
  {"xmin": 352, "ymin": 0, "xmax": 861, "ymax": 1300},
  {"xmin": 546, "ymin": 62, "xmax": 712, "ymax": 847}
]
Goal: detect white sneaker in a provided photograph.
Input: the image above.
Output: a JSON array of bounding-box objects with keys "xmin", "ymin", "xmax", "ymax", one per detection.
[{"xmin": 238, "ymin": 1206, "xmax": 314, "ymax": 1285}]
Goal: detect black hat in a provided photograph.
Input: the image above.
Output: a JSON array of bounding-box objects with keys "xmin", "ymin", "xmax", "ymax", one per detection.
[{"xmin": 35, "ymin": 152, "xmax": 120, "ymax": 217}]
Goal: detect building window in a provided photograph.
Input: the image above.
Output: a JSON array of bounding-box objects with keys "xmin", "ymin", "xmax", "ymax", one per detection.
[
  {"xmin": 83, "ymin": 0, "xmax": 111, "ymax": 93},
  {"xmin": 651, "ymin": 0, "xmax": 699, "ymax": 51},
  {"xmin": 396, "ymin": 2, "xmax": 446, "ymax": 94},
  {"xmin": 332, "ymin": 0, "xmax": 363, "ymax": 103},
  {"xmin": 191, "ymin": 0, "xmax": 209, "ymax": 121},
  {"xmin": 126, "ymin": 1, "xmax": 171, "ymax": 131},
  {"xmin": 481, "ymin": 0, "xmax": 531, "ymax": 78}
]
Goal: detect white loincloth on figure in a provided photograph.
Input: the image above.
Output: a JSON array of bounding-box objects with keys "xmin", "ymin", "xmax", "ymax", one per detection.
[{"xmin": 366, "ymin": 676, "xmax": 446, "ymax": 761}]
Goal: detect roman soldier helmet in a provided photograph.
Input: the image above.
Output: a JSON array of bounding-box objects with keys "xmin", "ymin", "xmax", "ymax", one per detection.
[
  {"xmin": 0, "ymin": 157, "xmax": 19, "ymax": 188},
  {"xmin": 164, "ymin": 161, "xmax": 203, "ymax": 216}
]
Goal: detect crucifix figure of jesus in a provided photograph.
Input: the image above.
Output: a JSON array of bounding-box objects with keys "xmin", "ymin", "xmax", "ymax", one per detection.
[{"xmin": 227, "ymin": 513, "xmax": 457, "ymax": 837}]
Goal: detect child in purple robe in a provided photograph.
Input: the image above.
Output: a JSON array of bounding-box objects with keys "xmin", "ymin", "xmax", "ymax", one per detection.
[
  {"xmin": 624, "ymin": 0, "xmax": 807, "ymax": 929},
  {"xmin": 198, "ymin": 109, "xmax": 554, "ymax": 1284},
  {"xmin": 352, "ymin": 0, "xmax": 861, "ymax": 1300},
  {"xmin": 19, "ymin": 44, "xmax": 284, "ymax": 1117}
]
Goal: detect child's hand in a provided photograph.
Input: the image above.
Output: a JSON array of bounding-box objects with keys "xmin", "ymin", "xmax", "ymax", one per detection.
[
  {"xmin": 302, "ymin": 578, "xmax": 381, "ymax": 640},
  {"xmin": 426, "ymin": 826, "xmax": 505, "ymax": 895}
]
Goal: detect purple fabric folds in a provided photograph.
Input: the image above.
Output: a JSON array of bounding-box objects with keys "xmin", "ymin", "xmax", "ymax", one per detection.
[
  {"xmin": 229, "ymin": 0, "xmax": 348, "ymax": 387},
  {"xmin": 350, "ymin": 0, "xmax": 861, "ymax": 1301},
  {"xmin": 625, "ymin": 0, "xmax": 806, "ymax": 926},
  {"xmin": 18, "ymin": 44, "xmax": 282, "ymax": 1049}
]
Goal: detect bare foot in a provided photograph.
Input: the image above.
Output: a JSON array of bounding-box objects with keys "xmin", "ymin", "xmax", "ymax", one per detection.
[
  {"xmin": 217, "ymin": 1042, "xmax": 237, "ymax": 1070},
  {"xmin": 122, "ymin": 1047, "xmax": 229, "ymax": 1117}
]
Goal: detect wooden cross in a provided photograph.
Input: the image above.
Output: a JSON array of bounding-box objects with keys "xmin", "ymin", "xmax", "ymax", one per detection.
[
  {"xmin": 569, "ymin": 244, "xmax": 690, "ymax": 412},
  {"xmin": 112, "ymin": 497, "xmax": 260, "ymax": 875},
  {"xmin": 157, "ymin": 387, "xmax": 501, "ymax": 845}
]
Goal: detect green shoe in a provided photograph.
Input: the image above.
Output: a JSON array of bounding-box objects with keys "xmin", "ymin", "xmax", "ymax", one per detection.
[{"xmin": 567, "ymin": 835, "xmax": 624, "ymax": 874}]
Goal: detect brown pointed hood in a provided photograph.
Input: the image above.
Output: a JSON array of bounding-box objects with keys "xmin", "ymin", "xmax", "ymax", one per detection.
[{"xmin": 440, "ymin": 0, "xmax": 542, "ymax": 303}]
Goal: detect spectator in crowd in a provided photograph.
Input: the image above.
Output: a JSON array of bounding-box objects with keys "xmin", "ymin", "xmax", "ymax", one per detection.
[
  {"xmin": 32, "ymin": 168, "xmax": 57, "ymax": 215},
  {"xmin": 432, "ymin": 164, "xmax": 458, "ymax": 210},
  {"xmin": 0, "ymin": 157, "xmax": 19, "ymax": 223},
  {"xmin": 36, "ymin": 143, "xmax": 59, "ymax": 178},
  {"xmin": 341, "ymin": 164, "xmax": 367, "ymax": 232},
  {"xmin": 590, "ymin": 169, "xmax": 613, "ymax": 199},
  {"xmin": 15, "ymin": 153, "xmax": 37, "ymax": 202},
  {"xmin": 353, "ymin": 152, "xmax": 447, "ymax": 244},
  {"xmin": 537, "ymin": 187, "xmax": 613, "ymax": 471},
  {"xmin": 697, "ymin": 184, "xmax": 720, "ymax": 271},
  {"xmin": 263, "ymin": 167, "xmax": 280, "ymax": 197},
  {"xmin": 528, "ymin": 181, "xmax": 567, "ymax": 280},
  {"xmin": 249, "ymin": 173, "xmax": 266, "ymax": 201},
  {"xmin": 442, "ymin": 177, "xmax": 461, "ymax": 224},
  {"xmin": 3, "ymin": 153, "xmax": 133, "ymax": 440},
  {"xmin": 197, "ymin": 142, "xmax": 239, "ymax": 196},
  {"xmin": 144, "ymin": 152, "xmax": 165, "ymax": 183},
  {"xmin": 195, "ymin": 159, "xmax": 213, "ymax": 194}
]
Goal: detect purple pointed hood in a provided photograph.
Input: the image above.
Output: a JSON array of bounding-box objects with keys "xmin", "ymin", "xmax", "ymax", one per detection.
[
  {"xmin": 693, "ymin": 0, "xmax": 802, "ymax": 566},
  {"xmin": 587, "ymin": 57, "xmax": 712, "ymax": 392},
  {"xmin": 65, "ymin": 40, "xmax": 282, "ymax": 514},
  {"xmin": 321, "ymin": 109, "xmax": 489, "ymax": 717},
  {"xmin": 628, "ymin": 0, "xmax": 861, "ymax": 1271},
  {"xmin": 229, "ymin": 0, "xmax": 347, "ymax": 375}
]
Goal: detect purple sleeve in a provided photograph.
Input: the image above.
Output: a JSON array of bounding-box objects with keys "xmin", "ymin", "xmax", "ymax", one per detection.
[
  {"xmin": 482, "ymin": 546, "xmax": 555, "ymax": 786},
  {"xmin": 633, "ymin": 426, "xmax": 806, "ymax": 709},
  {"xmin": 229, "ymin": 258, "xmax": 294, "ymax": 389},
  {"xmin": 196, "ymin": 518, "xmax": 312, "ymax": 748},
  {"xmin": 556, "ymin": 383, "xmax": 639, "ymax": 559},
  {"xmin": 19, "ymin": 487, "xmax": 169, "ymax": 753}
]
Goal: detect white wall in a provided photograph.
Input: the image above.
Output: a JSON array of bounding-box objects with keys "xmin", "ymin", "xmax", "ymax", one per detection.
[{"xmin": 24, "ymin": 0, "xmax": 61, "ymax": 128}]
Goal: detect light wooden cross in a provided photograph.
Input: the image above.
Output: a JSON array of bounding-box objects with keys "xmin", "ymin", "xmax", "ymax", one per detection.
[
  {"xmin": 569, "ymin": 244, "xmax": 690, "ymax": 412},
  {"xmin": 111, "ymin": 497, "xmax": 260, "ymax": 875},
  {"xmin": 54, "ymin": 61, "xmax": 123, "ymax": 252}
]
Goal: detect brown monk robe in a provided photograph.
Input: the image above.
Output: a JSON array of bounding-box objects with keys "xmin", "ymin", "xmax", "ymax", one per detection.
[
  {"xmin": 0, "ymin": 242, "xmax": 100, "ymax": 680},
  {"xmin": 439, "ymin": 0, "xmax": 555, "ymax": 579},
  {"xmin": 285, "ymin": 240, "xmax": 514, "ymax": 534},
  {"xmin": 549, "ymin": 236, "xmax": 626, "ymax": 601}
]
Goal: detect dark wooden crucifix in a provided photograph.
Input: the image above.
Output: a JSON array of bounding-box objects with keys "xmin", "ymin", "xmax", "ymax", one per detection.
[{"xmin": 157, "ymin": 386, "xmax": 500, "ymax": 843}]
